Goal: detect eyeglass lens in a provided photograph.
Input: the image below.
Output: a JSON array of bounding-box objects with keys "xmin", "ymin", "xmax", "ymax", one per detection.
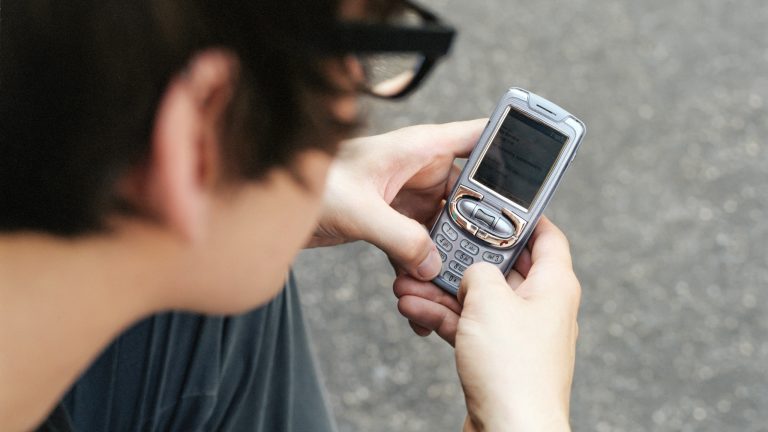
[{"xmin": 358, "ymin": 7, "xmax": 427, "ymax": 97}]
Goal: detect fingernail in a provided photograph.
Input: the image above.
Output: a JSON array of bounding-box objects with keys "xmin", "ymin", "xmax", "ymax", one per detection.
[{"xmin": 416, "ymin": 248, "xmax": 442, "ymax": 280}]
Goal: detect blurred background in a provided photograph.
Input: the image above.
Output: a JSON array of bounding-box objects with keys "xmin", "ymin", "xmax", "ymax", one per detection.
[{"xmin": 295, "ymin": 0, "xmax": 768, "ymax": 430}]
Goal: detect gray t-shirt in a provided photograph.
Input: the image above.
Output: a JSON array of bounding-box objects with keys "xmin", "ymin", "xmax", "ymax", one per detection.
[{"xmin": 45, "ymin": 272, "xmax": 335, "ymax": 432}]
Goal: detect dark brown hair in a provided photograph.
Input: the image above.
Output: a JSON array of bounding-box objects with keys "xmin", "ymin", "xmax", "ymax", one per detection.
[{"xmin": 0, "ymin": 0, "xmax": 358, "ymax": 235}]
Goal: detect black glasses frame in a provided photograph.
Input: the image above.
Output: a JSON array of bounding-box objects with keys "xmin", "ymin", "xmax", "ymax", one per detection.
[{"xmin": 319, "ymin": 0, "xmax": 456, "ymax": 99}]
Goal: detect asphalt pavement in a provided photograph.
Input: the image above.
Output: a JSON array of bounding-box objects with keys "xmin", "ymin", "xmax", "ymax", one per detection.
[{"xmin": 294, "ymin": 0, "xmax": 768, "ymax": 430}]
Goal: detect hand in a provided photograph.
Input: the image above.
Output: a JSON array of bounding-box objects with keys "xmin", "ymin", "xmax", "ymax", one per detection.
[
  {"xmin": 394, "ymin": 218, "xmax": 580, "ymax": 431},
  {"xmin": 308, "ymin": 119, "xmax": 486, "ymax": 281}
]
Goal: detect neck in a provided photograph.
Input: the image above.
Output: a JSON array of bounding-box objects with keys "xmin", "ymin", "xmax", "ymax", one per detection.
[{"xmin": 0, "ymin": 223, "xmax": 178, "ymax": 431}]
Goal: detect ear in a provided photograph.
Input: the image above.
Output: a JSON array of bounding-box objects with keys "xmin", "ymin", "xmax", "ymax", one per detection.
[{"xmin": 124, "ymin": 50, "xmax": 238, "ymax": 241}]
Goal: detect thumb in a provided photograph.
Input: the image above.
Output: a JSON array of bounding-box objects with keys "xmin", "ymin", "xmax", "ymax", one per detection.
[
  {"xmin": 358, "ymin": 199, "xmax": 442, "ymax": 281},
  {"xmin": 458, "ymin": 262, "xmax": 520, "ymax": 316}
]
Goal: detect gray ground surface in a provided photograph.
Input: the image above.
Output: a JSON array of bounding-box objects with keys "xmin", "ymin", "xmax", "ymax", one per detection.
[{"xmin": 294, "ymin": 0, "xmax": 768, "ymax": 430}]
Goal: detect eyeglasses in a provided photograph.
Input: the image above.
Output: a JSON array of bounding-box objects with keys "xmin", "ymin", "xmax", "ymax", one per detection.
[{"xmin": 320, "ymin": 0, "xmax": 456, "ymax": 99}]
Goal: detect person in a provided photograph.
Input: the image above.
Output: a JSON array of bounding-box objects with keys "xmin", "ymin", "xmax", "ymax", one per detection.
[{"xmin": 0, "ymin": 1, "xmax": 581, "ymax": 431}]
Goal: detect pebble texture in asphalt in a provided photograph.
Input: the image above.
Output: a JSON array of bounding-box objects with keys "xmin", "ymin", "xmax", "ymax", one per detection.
[{"xmin": 295, "ymin": 0, "xmax": 768, "ymax": 430}]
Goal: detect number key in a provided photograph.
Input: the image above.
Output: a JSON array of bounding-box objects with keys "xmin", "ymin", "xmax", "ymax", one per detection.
[
  {"xmin": 460, "ymin": 239, "xmax": 479, "ymax": 255},
  {"xmin": 448, "ymin": 260, "xmax": 467, "ymax": 274},
  {"xmin": 442, "ymin": 271, "xmax": 461, "ymax": 286},
  {"xmin": 455, "ymin": 250, "xmax": 474, "ymax": 266},
  {"xmin": 482, "ymin": 251, "xmax": 504, "ymax": 264},
  {"xmin": 441, "ymin": 223, "xmax": 459, "ymax": 241},
  {"xmin": 435, "ymin": 234, "xmax": 453, "ymax": 251}
]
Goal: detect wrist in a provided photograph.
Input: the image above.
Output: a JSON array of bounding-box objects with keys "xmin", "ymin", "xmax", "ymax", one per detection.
[
  {"xmin": 467, "ymin": 414, "xmax": 571, "ymax": 432},
  {"xmin": 466, "ymin": 399, "xmax": 570, "ymax": 432},
  {"xmin": 487, "ymin": 412, "xmax": 570, "ymax": 432}
]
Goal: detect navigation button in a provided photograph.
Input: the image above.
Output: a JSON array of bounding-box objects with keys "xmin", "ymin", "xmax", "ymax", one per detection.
[
  {"xmin": 458, "ymin": 199, "xmax": 478, "ymax": 219},
  {"xmin": 493, "ymin": 217, "xmax": 514, "ymax": 238},
  {"xmin": 474, "ymin": 208, "xmax": 496, "ymax": 227}
]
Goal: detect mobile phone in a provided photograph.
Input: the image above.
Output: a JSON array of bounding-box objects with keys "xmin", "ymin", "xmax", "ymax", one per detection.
[{"xmin": 430, "ymin": 87, "xmax": 586, "ymax": 295}]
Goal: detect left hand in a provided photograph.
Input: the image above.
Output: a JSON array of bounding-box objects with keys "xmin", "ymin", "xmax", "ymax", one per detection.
[{"xmin": 309, "ymin": 119, "xmax": 486, "ymax": 282}]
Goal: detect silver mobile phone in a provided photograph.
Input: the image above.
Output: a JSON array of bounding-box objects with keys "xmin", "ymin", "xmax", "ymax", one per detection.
[{"xmin": 430, "ymin": 88, "xmax": 586, "ymax": 295}]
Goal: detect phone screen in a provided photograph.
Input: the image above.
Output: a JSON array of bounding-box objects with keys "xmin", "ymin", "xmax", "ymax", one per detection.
[{"xmin": 472, "ymin": 107, "xmax": 569, "ymax": 210}]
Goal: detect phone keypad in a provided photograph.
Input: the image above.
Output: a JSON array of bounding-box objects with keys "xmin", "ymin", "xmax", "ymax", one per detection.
[
  {"xmin": 460, "ymin": 239, "xmax": 479, "ymax": 255},
  {"xmin": 442, "ymin": 271, "xmax": 462, "ymax": 286},
  {"xmin": 455, "ymin": 250, "xmax": 474, "ymax": 266},
  {"xmin": 441, "ymin": 223, "xmax": 459, "ymax": 241},
  {"xmin": 482, "ymin": 251, "xmax": 504, "ymax": 264},
  {"xmin": 438, "ymin": 250, "xmax": 447, "ymax": 262},
  {"xmin": 448, "ymin": 260, "xmax": 467, "ymax": 274},
  {"xmin": 435, "ymin": 234, "xmax": 453, "ymax": 251},
  {"xmin": 433, "ymin": 219, "xmax": 513, "ymax": 291}
]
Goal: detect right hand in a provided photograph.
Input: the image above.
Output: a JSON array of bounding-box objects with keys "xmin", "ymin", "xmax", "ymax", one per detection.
[
  {"xmin": 393, "ymin": 217, "xmax": 581, "ymax": 431},
  {"xmin": 308, "ymin": 120, "xmax": 485, "ymax": 280}
]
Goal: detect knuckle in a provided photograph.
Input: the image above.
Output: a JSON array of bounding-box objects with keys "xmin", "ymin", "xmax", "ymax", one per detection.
[
  {"xmin": 409, "ymin": 320, "xmax": 431, "ymax": 337},
  {"xmin": 436, "ymin": 314, "xmax": 456, "ymax": 344},
  {"xmin": 562, "ymin": 273, "xmax": 582, "ymax": 306},
  {"xmin": 570, "ymin": 274, "xmax": 583, "ymax": 298}
]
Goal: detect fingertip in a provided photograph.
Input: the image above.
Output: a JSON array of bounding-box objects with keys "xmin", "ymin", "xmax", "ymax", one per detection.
[
  {"xmin": 392, "ymin": 274, "xmax": 411, "ymax": 298},
  {"xmin": 361, "ymin": 200, "xmax": 442, "ymax": 280},
  {"xmin": 393, "ymin": 276, "xmax": 463, "ymax": 315},
  {"xmin": 419, "ymin": 118, "xmax": 488, "ymax": 158},
  {"xmin": 457, "ymin": 262, "xmax": 507, "ymax": 305},
  {"xmin": 397, "ymin": 295, "xmax": 459, "ymax": 345},
  {"xmin": 452, "ymin": 118, "xmax": 488, "ymax": 155},
  {"xmin": 397, "ymin": 294, "xmax": 436, "ymax": 321},
  {"xmin": 392, "ymin": 273, "xmax": 429, "ymax": 298},
  {"xmin": 409, "ymin": 320, "xmax": 433, "ymax": 337},
  {"xmin": 415, "ymin": 246, "xmax": 442, "ymax": 281},
  {"xmin": 462, "ymin": 262, "xmax": 504, "ymax": 281}
]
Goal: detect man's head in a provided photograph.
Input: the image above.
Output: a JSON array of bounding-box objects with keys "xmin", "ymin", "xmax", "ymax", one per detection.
[
  {"xmin": 0, "ymin": 0, "xmax": 451, "ymax": 312},
  {"xmin": 0, "ymin": 0, "xmax": 364, "ymax": 236}
]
